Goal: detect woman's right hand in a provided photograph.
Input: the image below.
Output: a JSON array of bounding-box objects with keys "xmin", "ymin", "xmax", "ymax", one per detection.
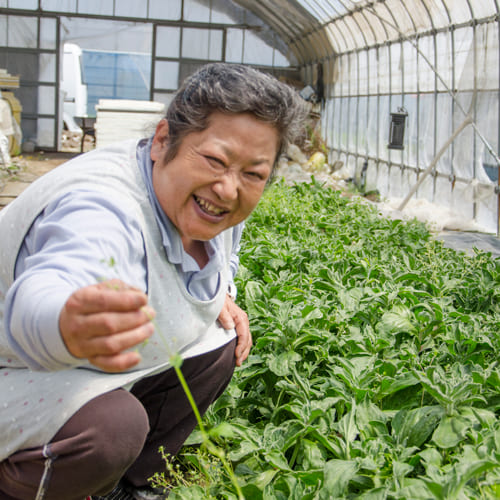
[{"xmin": 59, "ymin": 279, "xmax": 156, "ymax": 372}]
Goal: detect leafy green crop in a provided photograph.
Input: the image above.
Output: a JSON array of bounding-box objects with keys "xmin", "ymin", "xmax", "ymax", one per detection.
[{"xmin": 162, "ymin": 179, "xmax": 500, "ymax": 499}]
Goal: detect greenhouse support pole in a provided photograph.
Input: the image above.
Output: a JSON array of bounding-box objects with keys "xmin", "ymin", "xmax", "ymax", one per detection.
[{"xmin": 398, "ymin": 116, "xmax": 473, "ymax": 211}]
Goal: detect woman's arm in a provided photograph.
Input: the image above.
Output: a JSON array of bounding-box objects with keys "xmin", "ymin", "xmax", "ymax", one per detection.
[{"xmin": 5, "ymin": 190, "xmax": 151, "ymax": 371}]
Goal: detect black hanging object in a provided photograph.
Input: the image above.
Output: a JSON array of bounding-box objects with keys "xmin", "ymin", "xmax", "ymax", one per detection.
[{"xmin": 388, "ymin": 107, "xmax": 408, "ymax": 150}]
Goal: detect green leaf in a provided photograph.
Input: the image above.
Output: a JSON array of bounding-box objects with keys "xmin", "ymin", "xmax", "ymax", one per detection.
[
  {"xmin": 392, "ymin": 406, "xmax": 445, "ymax": 447},
  {"xmin": 377, "ymin": 307, "xmax": 416, "ymax": 335},
  {"xmin": 268, "ymin": 351, "xmax": 301, "ymax": 376},
  {"xmin": 432, "ymin": 416, "xmax": 469, "ymax": 448},
  {"xmin": 254, "ymin": 469, "xmax": 278, "ymax": 490},
  {"xmin": 208, "ymin": 422, "xmax": 236, "ymax": 439},
  {"xmin": 321, "ymin": 459, "xmax": 359, "ymax": 498},
  {"xmin": 393, "ymin": 460, "xmax": 414, "ymax": 480},
  {"xmin": 264, "ymin": 450, "xmax": 291, "ymax": 471},
  {"xmin": 300, "ymin": 439, "xmax": 327, "ymax": 469}
]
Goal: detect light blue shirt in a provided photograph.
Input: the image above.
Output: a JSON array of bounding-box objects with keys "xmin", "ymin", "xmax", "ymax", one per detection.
[{"xmin": 5, "ymin": 139, "xmax": 242, "ymax": 370}]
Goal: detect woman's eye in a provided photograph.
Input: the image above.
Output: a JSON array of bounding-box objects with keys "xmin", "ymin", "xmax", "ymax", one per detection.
[
  {"xmin": 245, "ymin": 171, "xmax": 265, "ymax": 180},
  {"xmin": 206, "ymin": 156, "xmax": 225, "ymax": 169}
]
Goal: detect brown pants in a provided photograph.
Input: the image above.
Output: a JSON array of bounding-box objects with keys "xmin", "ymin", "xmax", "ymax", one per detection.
[{"xmin": 0, "ymin": 339, "xmax": 236, "ymax": 500}]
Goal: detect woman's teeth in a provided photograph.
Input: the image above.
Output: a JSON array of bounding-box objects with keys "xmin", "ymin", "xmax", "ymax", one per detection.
[{"xmin": 195, "ymin": 195, "xmax": 225, "ymax": 215}]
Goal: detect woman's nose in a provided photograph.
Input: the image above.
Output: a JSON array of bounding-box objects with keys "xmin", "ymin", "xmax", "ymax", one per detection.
[{"xmin": 213, "ymin": 170, "xmax": 239, "ymax": 201}]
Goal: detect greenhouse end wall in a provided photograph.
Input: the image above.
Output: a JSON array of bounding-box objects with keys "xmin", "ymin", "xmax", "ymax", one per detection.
[{"xmin": 0, "ymin": 0, "xmax": 296, "ymax": 151}]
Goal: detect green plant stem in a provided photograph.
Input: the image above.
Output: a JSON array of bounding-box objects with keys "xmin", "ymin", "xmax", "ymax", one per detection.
[
  {"xmin": 173, "ymin": 362, "xmax": 245, "ymax": 500},
  {"xmin": 173, "ymin": 364, "xmax": 207, "ymax": 435},
  {"xmin": 130, "ymin": 308, "xmax": 244, "ymax": 498}
]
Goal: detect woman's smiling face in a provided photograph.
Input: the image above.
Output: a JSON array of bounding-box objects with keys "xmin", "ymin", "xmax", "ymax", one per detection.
[{"xmin": 151, "ymin": 111, "xmax": 279, "ymax": 252}]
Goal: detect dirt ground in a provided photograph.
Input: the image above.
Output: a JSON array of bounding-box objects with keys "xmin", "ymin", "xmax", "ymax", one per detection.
[
  {"xmin": 0, "ymin": 149, "xmax": 88, "ymax": 210},
  {"xmin": 0, "ymin": 131, "xmax": 98, "ymax": 209}
]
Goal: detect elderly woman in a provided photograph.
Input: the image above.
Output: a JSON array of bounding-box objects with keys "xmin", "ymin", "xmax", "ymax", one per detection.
[{"xmin": 0, "ymin": 63, "xmax": 305, "ymax": 499}]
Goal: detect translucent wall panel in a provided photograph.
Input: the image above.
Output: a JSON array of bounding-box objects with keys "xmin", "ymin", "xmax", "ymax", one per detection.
[
  {"xmin": 154, "ymin": 61, "xmax": 179, "ymax": 91},
  {"xmin": 366, "ymin": 96, "xmax": 379, "ymax": 157},
  {"xmin": 454, "ymin": 27, "xmax": 474, "ymax": 90},
  {"xmin": 384, "ymin": 0, "xmax": 415, "ymax": 38},
  {"xmin": 273, "ymin": 49, "xmax": 290, "ymax": 67},
  {"xmin": 476, "ymin": 23, "xmax": 499, "ymax": 91},
  {"xmin": 226, "ymin": 28, "xmax": 244, "ymax": 63},
  {"xmin": 37, "ymin": 117, "xmax": 55, "ymax": 147},
  {"xmin": 435, "ymin": 31, "xmax": 453, "ymax": 92},
  {"xmin": 148, "ymin": 0, "xmax": 181, "ymax": 20},
  {"xmin": 39, "ymin": 53, "xmax": 57, "ymax": 82},
  {"xmin": 371, "ymin": 2, "xmax": 399, "ymax": 41},
  {"xmin": 7, "ymin": 16, "xmax": 37, "ymax": 48},
  {"xmin": 417, "ymin": 0, "xmax": 449, "ymax": 30},
  {"xmin": 417, "ymin": 93, "xmax": 436, "ymax": 166},
  {"xmin": 357, "ymin": 96, "xmax": 368, "ymax": 156},
  {"xmin": 470, "ymin": 0, "xmax": 498, "ymax": 19},
  {"xmin": 60, "ymin": 18, "xmax": 152, "ymax": 53},
  {"xmin": 378, "ymin": 95, "xmax": 390, "ymax": 164},
  {"xmin": 343, "ymin": 15, "xmax": 365, "ymax": 49},
  {"xmin": 377, "ymin": 45, "xmax": 391, "ymax": 94},
  {"xmin": 40, "ymin": 18, "xmax": 57, "ymax": 50},
  {"xmin": 390, "ymin": 42, "xmax": 402, "ymax": 94},
  {"xmin": 114, "ymin": 1, "xmax": 148, "ymax": 19},
  {"xmin": 242, "ymin": 30, "xmax": 275, "ymax": 66},
  {"xmin": 41, "ymin": 0, "xmax": 77, "ymax": 13},
  {"xmin": 444, "ymin": 0, "xmax": 473, "ymax": 25},
  {"xmin": 0, "ymin": 17, "xmax": 7, "ymax": 46},
  {"xmin": 78, "ymin": 0, "xmax": 114, "ymax": 16},
  {"xmin": 417, "ymin": 36, "xmax": 436, "ymax": 93},
  {"xmin": 8, "ymin": 0, "xmax": 37, "ymax": 8},
  {"xmin": 348, "ymin": 96, "xmax": 357, "ymax": 152},
  {"xmin": 406, "ymin": 94, "xmax": 418, "ymax": 168},
  {"xmin": 181, "ymin": 0, "xmax": 245, "ymax": 24},
  {"xmin": 476, "ymin": 90, "xmax": 499, "ymax": 184},
  {"xmin": 184, "ymin": 0, "xmax": 212, "ymax": 22},
  {"xmin": 339, "ymin": 98, "xmax": 349, "ymax": 153},
  {"xmin": 358, "ymin": 50, "xmax": 368, "ymax": 96},
  {"xmin": 156, "ymin": 26, "xmax": 180, "ymax": 58},
  {"xmin": 366, "ymin": 48, "xmax": 379, "ymax": 95},
  {"xmin": 210, "ymin": 0, "xmax": 243, "ymax": 24},
  {"xmin": 402, "ymin": 40, "xmax": 418, "ymax": 94},
  {"xmin": 181, "ymin": 28, "xmax": 223, "ymax": 61},
  {"xmin": 434, "ymin": 93, "xmax": 453, "ymax": 176},
  {"xmin": 38, "ymin": 86, "xmax": 56, "ymax": 115}
]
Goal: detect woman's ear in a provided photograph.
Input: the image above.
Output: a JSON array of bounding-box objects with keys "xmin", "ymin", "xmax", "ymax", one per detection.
[{"xmin": 150, "ymin": 119, "xmax": 169, "ymax": 162}]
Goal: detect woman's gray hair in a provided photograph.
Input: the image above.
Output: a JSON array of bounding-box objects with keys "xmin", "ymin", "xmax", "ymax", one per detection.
[{"xmin": 164, "ymin": 63, "xmax": 307, "ymax": 170}]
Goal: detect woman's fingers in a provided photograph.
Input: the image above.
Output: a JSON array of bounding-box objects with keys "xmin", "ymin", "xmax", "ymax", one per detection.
[
  {"xmin": 65, "ymin": 306, "xmax": 156, "ymax": 339},
  {"xmin": 217, "ymin": 295, "xmax": 252, "ymax": 367},
  {"xmin": 59, "ymin": 280, "xmax": 156, "ymax": 370},
  {"xmin": 89, "ymin": 351, "xmax": 144, "ymax": 373},
  {"xmin": 78, "ymin": 320, "xmax": 155, "ymax": 357},
  {"xmin": 234, "ymin": 314, "xmax": 252, "ymax": 367},
  {"xmin": 64, "ymin": 279, "xmax": 149, "ymax": 315},
  {"xmin": 86, "ymin": 321, "xmax": 156, "ymax": 372}
]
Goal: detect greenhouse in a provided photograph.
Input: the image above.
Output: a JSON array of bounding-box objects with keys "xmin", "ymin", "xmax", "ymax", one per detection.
[{"xmin": 0, "ymin": 1, "xmax": 499, "ymax": 499}]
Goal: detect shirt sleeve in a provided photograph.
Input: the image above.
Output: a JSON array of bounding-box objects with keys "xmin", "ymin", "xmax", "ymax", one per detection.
[{"xmin": 4, "ymin": 190, "xmax": 147, "ymax": 371}]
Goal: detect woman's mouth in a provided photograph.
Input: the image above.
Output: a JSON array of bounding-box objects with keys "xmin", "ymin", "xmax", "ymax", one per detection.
[{"xmin": 193, "ymin": 195, "xmax": 228, "ymax": 216}]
